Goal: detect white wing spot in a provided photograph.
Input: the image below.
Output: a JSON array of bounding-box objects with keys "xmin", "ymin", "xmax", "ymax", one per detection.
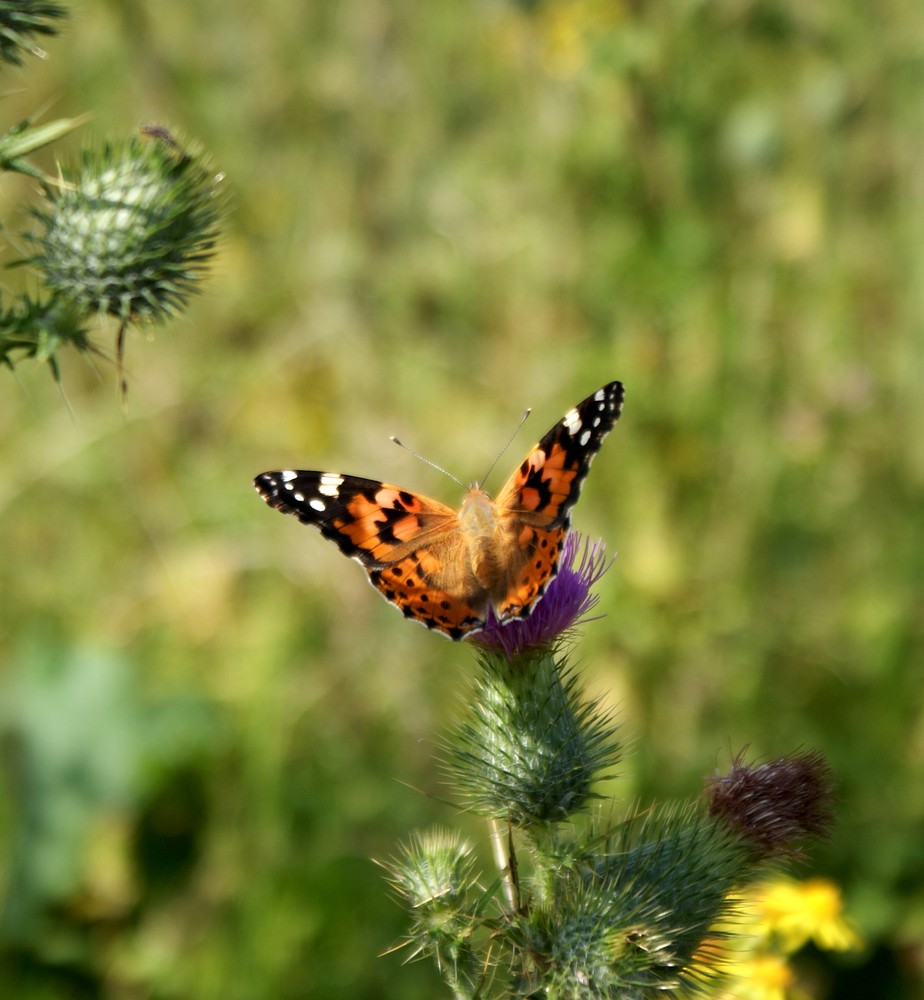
[
  {"xmin": 594, "ymin": 388, "xmax": 606, "ymax": 401},
  {"xmin": 563, "ymin": 406, "xmax": 582, "ymax": 436},
  {"xmin": 580, "ymin": 429, "xmax": 591, "ymax": 446},
  {"xmin": 283, "ymin": 481, "xmax": 294, "ymax": 491},
  {"xmin": 318, "ymin": 473, "xmax": 344, "ymax": 497},
  {"xmin": 293, "ymin": 492, "xmax": 305, "ymax": 502},
  {"xmin": 309, "ymin": 498, "xmax": 326, "ymax": 512},
  {"xmin": 281, "ymin": 470, "xmax": 298, "ymax": 482}
]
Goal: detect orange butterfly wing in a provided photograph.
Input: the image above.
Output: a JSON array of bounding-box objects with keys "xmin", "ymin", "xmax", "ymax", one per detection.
[
  {"xmin": 253, "ymin": 472, "xmax": 492, "ymax": 638},
  {"xmin": 489, "ymin": 380, "xmax": 624, "ymax": 621},
  {"xmin": 369, "ymin": 538, "xmax": 489, "ymax": 639}
]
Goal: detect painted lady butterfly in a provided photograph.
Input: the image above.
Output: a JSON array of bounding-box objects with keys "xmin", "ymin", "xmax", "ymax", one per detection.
[{"xmin": 254, "ymin": 380, "xmax": 624, "ymax": 640}]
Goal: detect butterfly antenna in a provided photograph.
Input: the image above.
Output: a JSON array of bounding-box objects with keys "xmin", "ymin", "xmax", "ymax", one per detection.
[
  {"xmin": 390, "ymin": 436, "xmax": 464, "ymax": 488},
  {"xmin": 479, "ymin": 407, "xmax": 531, "ymax": 488}
]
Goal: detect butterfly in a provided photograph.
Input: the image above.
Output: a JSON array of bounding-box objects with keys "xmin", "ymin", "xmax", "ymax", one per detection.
[{"xmin": 254, "ymin": 380, "xmax": 624, "ymax": 640}]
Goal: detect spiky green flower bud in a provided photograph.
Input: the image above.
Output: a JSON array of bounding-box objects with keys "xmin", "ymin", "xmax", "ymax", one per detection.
[
  {"xmin": 448, "ymin": 651, "xmax": 621, "ymax": 826},
  {"xmin": 382, "ymin": 830, "xmax": 488, "ymax": 996},
  {"xmin": 26, "ymin": 135, "xmax": 222, "ymax": 325},
  {"xmin": 387, "ymin": 829, "xmax": 479, "ymax": 912},
  {"xmin": 0, "ymin": 0, "xmax": 65, "ymax": 66}
]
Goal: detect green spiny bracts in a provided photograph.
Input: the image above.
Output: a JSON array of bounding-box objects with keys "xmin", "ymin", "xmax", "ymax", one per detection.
[
  {"xmin": 387, "ymin": 829, "xmax": 480, "ymax": 913},
  {"xmin": 26, "ymin": 135, "xmax": 223, "ymax": 325},
  {"xmin": 0, "ymin": 294, "xmax": 87, "ymax": 377},
  {"xmin": 0, "ymin": 1, "xmax": 65, "ymax": 66},
  {"xmin": 447, "ymin": 649, "xmax": 621, "ymax": 827}
]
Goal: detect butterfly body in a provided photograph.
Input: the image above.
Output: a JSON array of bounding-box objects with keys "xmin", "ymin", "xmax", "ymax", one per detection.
[{"xmin": 255, "ymin": 381, "xmax": 624, "ymax": 639}]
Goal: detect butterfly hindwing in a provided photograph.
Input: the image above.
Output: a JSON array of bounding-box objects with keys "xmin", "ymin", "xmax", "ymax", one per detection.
[
  {"xmin": 370, "ymin": 543, "xmax": 487, "ymax": 640},
  {"xmin": 494, "ymin": 523, "xmax": 568, "ymax": 621}
]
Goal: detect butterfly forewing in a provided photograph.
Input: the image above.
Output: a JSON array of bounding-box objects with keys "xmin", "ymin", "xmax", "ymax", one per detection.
[
  {"xmin": 254, "ymin": 471, "xmax": 458, "ymax": 566},
  {"xmin": 495, "ymin": 380, "xmax": 624, "ymax": 526}
]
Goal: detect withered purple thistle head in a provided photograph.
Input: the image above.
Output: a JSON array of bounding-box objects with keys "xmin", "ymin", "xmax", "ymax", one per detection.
[{"xmin": 706, "ymin": 749, "xmax": 836, "ymax": 859}]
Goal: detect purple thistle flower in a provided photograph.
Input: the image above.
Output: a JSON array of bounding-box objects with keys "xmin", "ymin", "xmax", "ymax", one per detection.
[{"xmin": 472, "ymin": 532, "xmax": 612, "ymax": 659}]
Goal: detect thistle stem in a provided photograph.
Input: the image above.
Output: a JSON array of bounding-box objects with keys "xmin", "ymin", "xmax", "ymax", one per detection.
[{"xmin": 489, "ymin": 817, "xmax": 518, "ymax": 912}]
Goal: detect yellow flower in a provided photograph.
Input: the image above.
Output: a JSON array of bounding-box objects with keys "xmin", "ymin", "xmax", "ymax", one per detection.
[
  {"xmin": 687, "ymin": 947, "xmax": 795, "ymax": 1000},
  {"xmin": 681, "ymin": 877, "xmax": 862, "ymax": 999},
  {"xmin": 733, "ymin": 954, "xmax": 795, "ymax": 1000},
  {"xmin": 756, "ymin": 877, "xmax": 864, "ymax": 954}
]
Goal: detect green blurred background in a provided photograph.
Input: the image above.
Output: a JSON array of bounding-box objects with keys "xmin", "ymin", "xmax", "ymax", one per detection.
[{"xmin": 1, "ymin": 1, "xmax": 922, "ymax": 997}]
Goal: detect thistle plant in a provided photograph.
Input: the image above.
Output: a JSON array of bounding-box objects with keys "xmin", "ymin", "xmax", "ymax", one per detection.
[
  {"xmin": 0, "ymin": 3, "xmax": 223, "ymax": 396},
  {"xmin": 383, "ymin": 534, "xmax": 836, "ymax": 999}
]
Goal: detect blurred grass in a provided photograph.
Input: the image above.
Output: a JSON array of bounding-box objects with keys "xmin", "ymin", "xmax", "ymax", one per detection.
[{"xmin": 0, "ymin": 1, "xmax": 922, "ymax": 997}]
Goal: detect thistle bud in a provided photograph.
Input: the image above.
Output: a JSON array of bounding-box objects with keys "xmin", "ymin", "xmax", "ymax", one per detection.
[{"xmin": 26, "ymin": 135, "xmax": 222, "ymax": 326}]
